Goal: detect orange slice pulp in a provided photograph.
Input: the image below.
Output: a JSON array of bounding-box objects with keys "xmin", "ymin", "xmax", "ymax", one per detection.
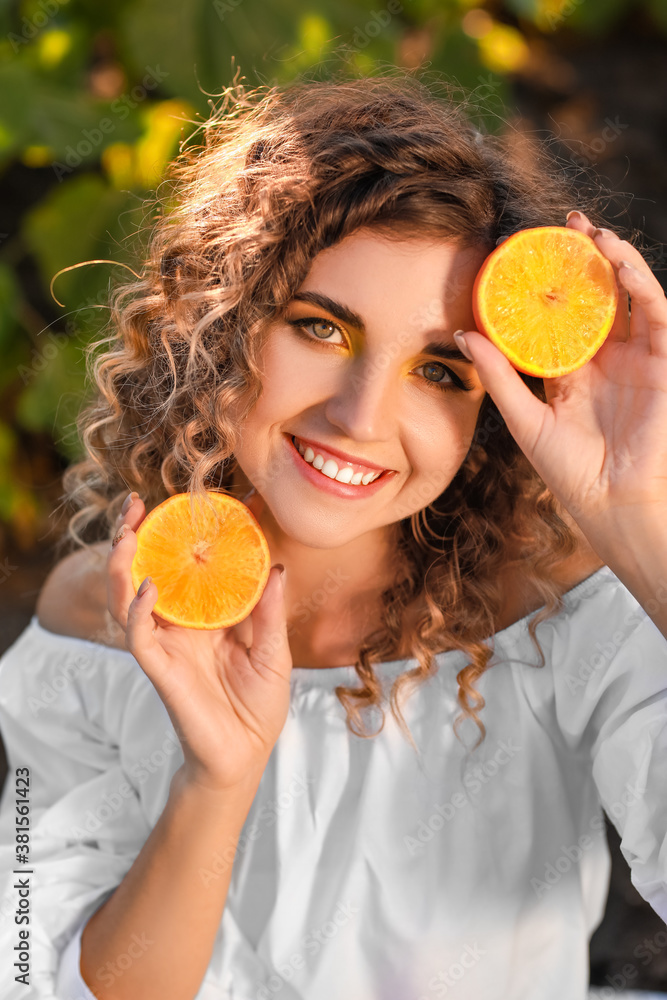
[
  {"xmin": 131, "ymin": 491, "xmax": 271, "ymax": 630},
  {"xmin": 472, "ymin": 226, "xmax": 619, "ymax": 377}
]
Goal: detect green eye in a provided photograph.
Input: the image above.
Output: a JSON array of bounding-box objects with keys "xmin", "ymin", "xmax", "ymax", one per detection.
[
  {"xmin": 311, "ymin": 320, "xmax": 338, "ymax": 339},
  {"xmin": 421, "ymin": 362, "xmax": 451, "ymax": 384},
  {"xmin": 286, "ymin": 317, "xmax": 345, "ymax": 344}
]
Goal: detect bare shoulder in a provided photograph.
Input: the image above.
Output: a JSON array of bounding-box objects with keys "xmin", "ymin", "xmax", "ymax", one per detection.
[
  {"xmin": 495, "ymin": 546, "xmax": 606, "ymax": 633},
  {"xmin": 35, "ymin": 541, "xmax": 127, "ymax": 650}
]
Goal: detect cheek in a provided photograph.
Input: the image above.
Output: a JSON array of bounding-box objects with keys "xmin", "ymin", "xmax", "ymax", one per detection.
[
  {"xmin": 258, "ymin": 331, "xmax": 325, "ymax": 406},
  {"xmin": 405, "ymin": 403, "xmax": 480, "ymax": 489}
]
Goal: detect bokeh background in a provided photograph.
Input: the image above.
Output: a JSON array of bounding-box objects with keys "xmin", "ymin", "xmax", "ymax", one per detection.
[{"xmin": 1, "ymin": 0, "xmax": 667, "ymax": 991}]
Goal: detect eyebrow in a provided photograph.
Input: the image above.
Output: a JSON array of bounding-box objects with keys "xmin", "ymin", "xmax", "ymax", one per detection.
[{"xmin": 289, "ymin": 290, "xmax": 474, "ymax": 365}]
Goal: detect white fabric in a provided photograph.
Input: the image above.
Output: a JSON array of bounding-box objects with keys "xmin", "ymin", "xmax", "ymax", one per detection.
[{"xmin": 1, "ymin": 565, "xmax": 667, "ymax": 999}]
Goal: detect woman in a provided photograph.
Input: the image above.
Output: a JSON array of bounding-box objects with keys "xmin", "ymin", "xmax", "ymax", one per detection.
[{"xmin": 1, "ymin": 73, "xmax": 666, "ymax": 1000}]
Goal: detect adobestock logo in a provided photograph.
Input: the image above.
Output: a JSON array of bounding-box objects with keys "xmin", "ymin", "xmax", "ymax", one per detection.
[
  {"xmin": 199, "ymin": 771, "xmax": 316, "ymax": 888},
  {"xmin": 417, "ymin": 942, "xmax": 486, "ymax": 998},
  {"xmin": 51, "ymin": 66, "xmax": 169, "ymax": 181},
  {"xmin": 531, "ymin": 779, "xmax": 646, "ymax": 900},
  {"xmin": 255, "ymin": 899, "xmax": 360, "ymax": 999},
  {"xmin": 405, "ymin": 737, "xmax": 522, "ymax": 856},
  {"xmin": 7, "ymin": 0, "xmax": 69, "ymax": 53}
]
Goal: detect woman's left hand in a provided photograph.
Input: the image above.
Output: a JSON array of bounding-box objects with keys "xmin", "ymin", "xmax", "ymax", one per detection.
[{"xmin": 458, "ymin": 210, "xmax": 667, "ymax": 551}]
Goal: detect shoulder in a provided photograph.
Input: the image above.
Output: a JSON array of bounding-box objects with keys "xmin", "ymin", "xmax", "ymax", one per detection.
[
  {"xmin": 35, "ymin": 541, "xmax": 127, "ymax": 650},
  {"xmin": 495, "ymin": 547, "xmax": 606, "ymax": 633}
]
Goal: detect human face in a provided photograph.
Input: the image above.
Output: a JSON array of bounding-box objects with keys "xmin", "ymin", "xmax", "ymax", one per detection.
[{"xmin": 232, "ymin": 228, "xmax": 488, "ymax": 549}]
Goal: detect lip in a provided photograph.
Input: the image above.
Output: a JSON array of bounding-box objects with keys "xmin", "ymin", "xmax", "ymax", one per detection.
[
  {"xmin": 290, "ymin": 434, "xmax": 392, "ymax": 474},
  {"xmin": 284, "ymin": 434, "xmax": 396, "ymax": 499}
]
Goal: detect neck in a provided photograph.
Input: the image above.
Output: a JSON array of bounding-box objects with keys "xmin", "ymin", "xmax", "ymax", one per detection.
[{"xmin": 229, "ymin": 468, "xmax": 402, "ymax": 665}]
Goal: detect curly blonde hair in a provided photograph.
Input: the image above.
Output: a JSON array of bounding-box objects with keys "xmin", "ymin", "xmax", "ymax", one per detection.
[{"xmin": 58, "ymin": 70, "xmax": 618, "ymax": 752}]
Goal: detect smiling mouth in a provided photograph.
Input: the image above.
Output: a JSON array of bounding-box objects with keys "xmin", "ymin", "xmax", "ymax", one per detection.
[{"xmin": 291, "ymin": 435, "xmax": 389, "ymax": 486}]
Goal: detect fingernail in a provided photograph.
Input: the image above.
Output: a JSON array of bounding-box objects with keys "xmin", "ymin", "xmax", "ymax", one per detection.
[
  {"xmin": 137, "ymin": 576, "xmax": 152, "ymax": 598},
  {"xmin": 566, "ymin": 210, "xmax": 583, "ymax": 222},
  {"xmin": 619, "ymin": 259, "xmax": 646, "ymax": 280},
  {"xmin": 121, "ymin": 491, "xmax": 140, "ymax": 516},
  {"xmin": 111, "ymin": 523, "xmax": 129, "ymax": 548},
  {"xmin": 593, "ymin": 228, "xmax": 616, "ymax": 239},
  {"xmin": 453, "ymin": 330, "xmax": 473, "ymax": 362},
  {"xmin": 274, "ymin": 563, "xmax": 286, "ymax": 589}
]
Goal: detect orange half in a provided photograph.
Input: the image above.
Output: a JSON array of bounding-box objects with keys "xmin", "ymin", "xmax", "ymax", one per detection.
[
  {"xmin": 472, "ymin": 226, "xmax": 618, "ymax": 377},
  {"xmin": 131, "ymin": 491, "xmax": 271, "ymax": 630}
]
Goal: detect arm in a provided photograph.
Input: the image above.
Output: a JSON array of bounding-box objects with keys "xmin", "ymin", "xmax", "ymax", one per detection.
[
  {"xmin": 456, "ymin": 209, "xmax": 667, "ymax": 641},
  {"xmin": 549, "ymin": 576, "xmax": 667, "ymax": 922},
  {"xmin": 79, "ymin": 494, "xmax": 292, "ymax": 999},
  {"xmin": 573, "ymin": 508, "xmax": 667, "ymax": 642},
  {"xmin": 80, "ymin": 765, "xmax": 264, "ymax": 1000}
]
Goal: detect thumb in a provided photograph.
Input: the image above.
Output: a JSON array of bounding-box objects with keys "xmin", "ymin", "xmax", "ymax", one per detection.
[
  {"xmin": 248, "ymin": 564, "xmax": 292, "ymax": 676},
  {"xmin": 125, "ymin": 577, "xmax": 167, "ymax": 675},
  {"xmin": 455, "ymin": 329, "xmax": 548, "ymax": 457}
]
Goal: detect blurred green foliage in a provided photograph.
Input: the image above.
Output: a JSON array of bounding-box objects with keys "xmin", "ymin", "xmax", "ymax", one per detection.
[{"xmin": 0, "ymin": 0, "xmax": 664, "ymax": 545}]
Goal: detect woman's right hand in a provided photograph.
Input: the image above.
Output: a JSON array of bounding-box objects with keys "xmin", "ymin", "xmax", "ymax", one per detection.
[{"xmin": 106, "ymin": 493, "xmax": 292, "ymax": 794}]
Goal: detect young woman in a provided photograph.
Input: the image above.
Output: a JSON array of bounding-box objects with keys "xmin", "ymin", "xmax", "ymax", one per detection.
[{"xmin": 1, "ymin": 74, "xmax": 667, "ymax": 1000}]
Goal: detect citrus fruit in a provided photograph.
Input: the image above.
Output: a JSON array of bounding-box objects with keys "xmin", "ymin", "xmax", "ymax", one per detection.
[
  {"xmin": 472, "ymin": 226, "xmax": 618, "ymax": 377},
  {"xmin": 131, "ymin": 491, "xmax": 271, "ymax": 630}
]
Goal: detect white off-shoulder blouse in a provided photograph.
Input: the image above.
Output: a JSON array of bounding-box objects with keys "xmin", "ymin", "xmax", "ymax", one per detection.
[{"xmin": 1, "ymin": 565, "xmax": 667, "ymax": 1000}]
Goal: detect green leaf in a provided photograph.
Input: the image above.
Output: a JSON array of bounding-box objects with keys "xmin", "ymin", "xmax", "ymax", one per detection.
[
  {"xmin": 22, "ymin": 173, "xmax": 144, "ymax": 319},
  {"xmin": 646, "ymin": 0, "xmax": 667, "ymax": 33},
  {"xmin": 15, "ymin": 338, "xmax": 89, "ymax": 461},
  {"xmin": 0, "ymin": 60, "xmax": 146, "ymax": 168},
  {"xmin": 0, "ymin": 263, "xmax": 20, "ymax": 352}
]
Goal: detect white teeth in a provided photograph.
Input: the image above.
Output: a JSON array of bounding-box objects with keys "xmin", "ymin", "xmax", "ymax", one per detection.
[
  {"xmin": 293, "ymin": 437, "xmax": 385, "ymax": 487},
  {"xmin": 321, "ymin": 459, "xmax": 339, "ymax": 479}
]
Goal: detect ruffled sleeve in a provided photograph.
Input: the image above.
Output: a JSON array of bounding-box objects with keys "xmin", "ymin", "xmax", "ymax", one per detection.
[
  {"xmin": 0, "ymin": 619, "xmax": 180, "ymax": 999},
  {"xmin": 549, "ymin": 572, "xmax": 667, "ymax": 922}
]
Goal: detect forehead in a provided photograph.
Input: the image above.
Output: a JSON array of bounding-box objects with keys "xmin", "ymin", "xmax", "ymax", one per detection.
[{"xmin": 295, "ymin": 228, "xmax": 487, "ymax": 329}]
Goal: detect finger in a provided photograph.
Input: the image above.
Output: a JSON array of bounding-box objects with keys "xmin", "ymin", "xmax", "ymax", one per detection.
[
  {"xmin": 108, "ymin": 493, "xmax": 153, "ymax": 626},
  {"xmin": 248, "ymin": 566, "xmax": 291, "ymax": 678},
  {"xmin": 567, "ymin": 214, "xmax": 630, "ymax": 343},
  {"xmin": 230, "ymin": 614, "xmax": 254, "ymax": 651},
  {"xmin": 124, "ymin": 577, "xmax": 176, "ymax": 696},
  {"xmin": 112, "ymin": 492, "xmax": 145, "ymax": 534},
  {"xmin": 565, "ymin": 209, "xmax": 598, "ymax": 238},
  {"xmin": 617, "ymin": 260, "xmax": 667, "ymax": 358},
  {"xmin": 455, "ymin": 330, "xmax": 548, "ymax": 458},
  {"xmin": 107, "ymin": 520, "xmax": 140, "ymax": 630},
  {"xmin": 243, "ymin": 486, "xmax": 266, "ymax": 524},
  {"xmin": 591, "ymin": 231, "xmax": 631, "ymax": 345},
  {"xmin": 125, "ymin": 575, "xmax": 162, "ymax": 659}
]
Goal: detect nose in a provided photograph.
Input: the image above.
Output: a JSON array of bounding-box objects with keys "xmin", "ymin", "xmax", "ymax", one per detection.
[{"xmin": 324, "ymin": 354, "xmax": 397, "ymax": 444}]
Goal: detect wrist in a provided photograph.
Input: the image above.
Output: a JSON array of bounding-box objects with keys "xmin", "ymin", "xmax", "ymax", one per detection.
[
  {"xmin": 575, "ymin": 504, "xmax": 667, "ymax": 573},
  {"xmin": 575, "ymin": 505, "xmax": 667, "ymax": 634},
  {"xmin": 172, "ymin": 762, "xmax": 267, "ymax": 805}
]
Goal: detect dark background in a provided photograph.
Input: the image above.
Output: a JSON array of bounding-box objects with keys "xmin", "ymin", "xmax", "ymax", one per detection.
[{"xmin": 1, "ymin": 0, "xmax": 667, "ymax": 991}]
